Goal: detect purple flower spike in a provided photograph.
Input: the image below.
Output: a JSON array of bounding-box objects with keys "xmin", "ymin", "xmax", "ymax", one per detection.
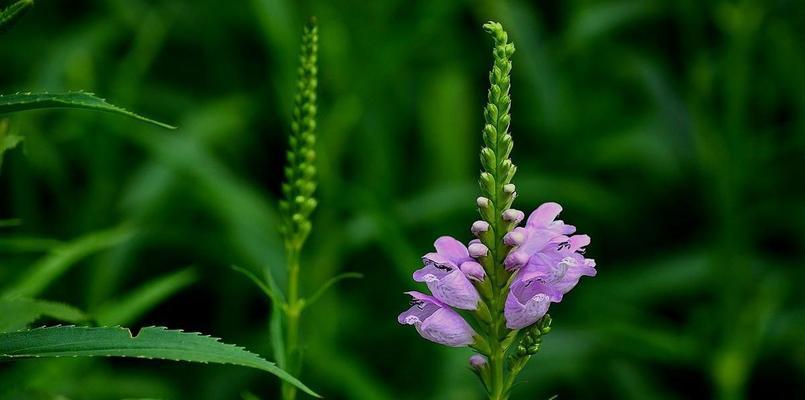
[
  {"xmin": 398, "ymin": 291, "xmax": 476, "ymax": 347},
  {"xmin": 469, "ymin": 354, "xmax": 488, "ymax": 370},
  {"xmin": 471, "ymin": 220, "xmax": 490, "ymax": 236},
  {"xmin": 502, "ymin": 208, "xmax": 524, "ymax": 224},
  {"xmin": 460, "ymin": 261, "xmax": 486, "ymax": 282},
  {"xmin": 414, "ymin": 236, "xmax": 480, "ymax": 310},
  {"xmin": 504, "ymin": 279, "xmax": 555, "ymax": 329},
  {"xmin": 468, "ymin": 242, "xmax": 489, "ymax": 258}
]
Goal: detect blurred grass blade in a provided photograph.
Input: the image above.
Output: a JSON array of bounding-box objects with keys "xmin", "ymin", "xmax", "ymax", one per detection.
[
  {"xmin": 0, "ymin": 92, "xmax": 176, "ymax": 129},
  {"xmin": 94, "ymin": 268, "xmax": 198, "ymax": 326},
  {"xmin": 0, "ymin": 326, "xmax": 319, "ymax": 397},
  {"xmin": 3, "ymin": 226, "xmax": 135, "ymax": 298},
  {"xmin": 0, "ymin": 218, "xmax": 22, "ymax": 228},
  {"xmin": 0, "ymin": 0, "xmax": 33, "ymax": 33},
  {"xmin": 0, "ymin": 297, "xmax": 87, "ymax": 333},
  {"xmin": 0, "ymin": 236, "xmax": 62, "ymax": 253},
  {"xmin": 0, "ymin": 118, "xmax": 23, "ymax": 172},
  {"xmin": 304, "ymin": 272, "xmax": 362, "ymax": 309}
]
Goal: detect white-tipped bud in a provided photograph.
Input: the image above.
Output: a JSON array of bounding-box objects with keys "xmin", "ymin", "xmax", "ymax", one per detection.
[
  {"xmin": 504, "ymin": 251, "xmax": 529, "ymax": 270},
  {"xmin": 503, "ymin": 184, "xmax": 516, "ymax": 194},
  {"xmin": 468, "ymin": 243, "xmax": 489, "ymax": 258},
  {"xmin": 476, "ymin": 197, "xmax": 490, "ymax": 208},
  {"xmin": 469, "ymin": 354, "xmax": 488, "ymax": 371},
  {"xmin": 504, "ymin": 230, "xmax": 526, "ymax": 246},
  {"xmin": 471, "ymin": 221, "xmax": 490, "ymax": 236},
  {"xmin": 502, "ymin": 208, "xmax": 524, "ymax": 224}
]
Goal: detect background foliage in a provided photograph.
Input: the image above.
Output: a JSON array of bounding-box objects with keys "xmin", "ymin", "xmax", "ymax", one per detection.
[{"xmin": 1, "ymin": 0, "xmax": 804, "ymax": 399}]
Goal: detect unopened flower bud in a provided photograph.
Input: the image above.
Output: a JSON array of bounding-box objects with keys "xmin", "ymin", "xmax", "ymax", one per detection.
[
  {"xmin": 503, "ymin": 229, "xmax": 526, "ymax": 246},
  {"xmin": 503, "ymin": 184, "xmax": 516, "ymax": 194},
  {"xmin": 468, "ymin": 243, "xmax": 489, "ymax": 258},
  {"xmin": 469, "ymin": 354, "xmax": 487, "ymax": 370},
  {"xmin": 502, "ymin": 208, "xmax": 524, "ymax": 224},
  {"xmin": 460, "ymin": 261, "xmax": 486, "ymax": 282},
  {"xmin": 471, "ymin": 221, "xmax": 490, "ymax": 236},
  {"xmin": 504, "ymin": 250, "xmax": 529, "ymax": 270},
  {"xmin": 476, "ymin": 197, "xmax": 490, "ymax": 208}
]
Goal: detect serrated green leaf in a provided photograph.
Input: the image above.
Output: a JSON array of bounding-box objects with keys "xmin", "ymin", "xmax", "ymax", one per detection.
[
  {"xmin": 0, "ymin": 92, "xmax": 176, "ymax": 129},
  {"xmin": 94, "ymin": 268, "xmax": 198, "ymax": 326},
  {"xmin": 0, "ymin": 0, "xmax": 33, "ymax": 33},
  {"xmin": 3, "ymin": 226, "xmax": 135, "ymax": 298},
  {"xmin": 0, "ymin": 326, "xmax": 319, "ymax": 397},
  {"xmin": 0, "ymin": 297, "xmax": 88, "ymax": 333}
]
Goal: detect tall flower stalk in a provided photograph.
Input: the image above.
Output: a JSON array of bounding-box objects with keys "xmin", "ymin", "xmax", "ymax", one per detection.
[
  {"xmin": 398, "ymin": 21, "xmax": 597, "ymax": 400},
  {"xmin": 474, "ymin": 21, "xmax": 519, "ymax": 399},
  {"xmin": 279, "ymin": 17, "xmax": 319, "ymax": 400}
]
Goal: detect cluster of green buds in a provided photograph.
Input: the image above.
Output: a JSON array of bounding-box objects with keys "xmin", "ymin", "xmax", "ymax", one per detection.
[
  {"xmin": 279, "ymin": 18, "xmax": 319, "ymax": 251},
  {"xmin": 475, "ymin": 21, "xmax": 518, "ymax": 288}
]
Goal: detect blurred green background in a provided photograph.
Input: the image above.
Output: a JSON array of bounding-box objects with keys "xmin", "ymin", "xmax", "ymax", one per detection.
[{"xmin": 1, "ymin": 0, "xmax": 804, "ymax": 399}]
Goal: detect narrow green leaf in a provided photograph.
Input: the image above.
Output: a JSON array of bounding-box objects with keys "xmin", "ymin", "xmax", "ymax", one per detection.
[
  {"xmin": 3, "ymin": 226, "xmax": 135, "ymax": 298},
  {"xmin": 0, "ymin": 0, "xmax": 33, "ymax": 33},
  {"xmin": 303, "ymin": 272, "xmax": 363, "ymax": 310},
  {"xmin": 0, "ymin": 326, "xmax": 319, "ymax": 397},
  {"xmin": 231, "ymin": 265, "xmax": 286, "ymax": 368},
  {"xmin": 94, "ymin": 268, "xmax": 198, "ymax": 326},
  {"xmin": 0, "ymin": 297, "xmax": 87, "ymax": 333},
  {"xmin": 270, "ymin": 299, "xmax": 286, "ymax": 368},
  {"xmin": 231, "ymin": 265, "xmax": 284, "ymax": 304},
  {"xmin": 0, "ymin": 92, "xmax": 176, "ymax": 129}
]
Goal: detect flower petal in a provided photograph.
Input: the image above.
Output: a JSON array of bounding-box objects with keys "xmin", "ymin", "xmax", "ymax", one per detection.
[
  {"xmin": 426, "ymin": 269, "xmax": 480, "ymax": 310},
  {"xmin": 413, "ymin": 263, "xmax": 451, "ymax": 282},
  {"xmin": 526, "ymin": 202, "xmax": 563, "ymax": 228},
  {"xmin": 398, "ymin": 292, "xmax": 442, "ymax": 325},
  {"xmin": 434, "ymin": 236, "xmax": 470, "ymax": 264},
  {"xmin": 505, "ymin": 280, "xmax": 552, "ymax": 329},
  {"xmin": 418, "ymin": 307, "xmax": 475, "ymax": 347}
]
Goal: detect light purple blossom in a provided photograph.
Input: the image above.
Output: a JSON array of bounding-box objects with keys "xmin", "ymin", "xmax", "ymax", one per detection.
[
  {"xmin": 504, "ymin": 202, "xmax": 596, "ymax": 329},
  {"xmin": 398, "ymin": 291, "xmax": 476, "ymax": 347},
  {"xmin": 413, "ymin": 236, "xmax": 483, "ymax": 310},
  {"xmin": 503, "ymin": 202, "xmax": 576, "ymax": 271}
]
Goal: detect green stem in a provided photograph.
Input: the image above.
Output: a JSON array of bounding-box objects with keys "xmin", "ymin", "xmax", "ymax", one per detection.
[{"xmin": 282, "ymin": 247, "xmax": 302, "ymax": 400}]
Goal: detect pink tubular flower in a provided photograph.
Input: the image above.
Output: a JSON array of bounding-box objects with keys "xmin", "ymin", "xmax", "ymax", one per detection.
[
  {"xmin": 413, "ymin": 236, "xmax": 483, "ymax": 310},
  {"xmin": 398, "ymin": 291, "xmax": 476, "ymax": 347}
]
